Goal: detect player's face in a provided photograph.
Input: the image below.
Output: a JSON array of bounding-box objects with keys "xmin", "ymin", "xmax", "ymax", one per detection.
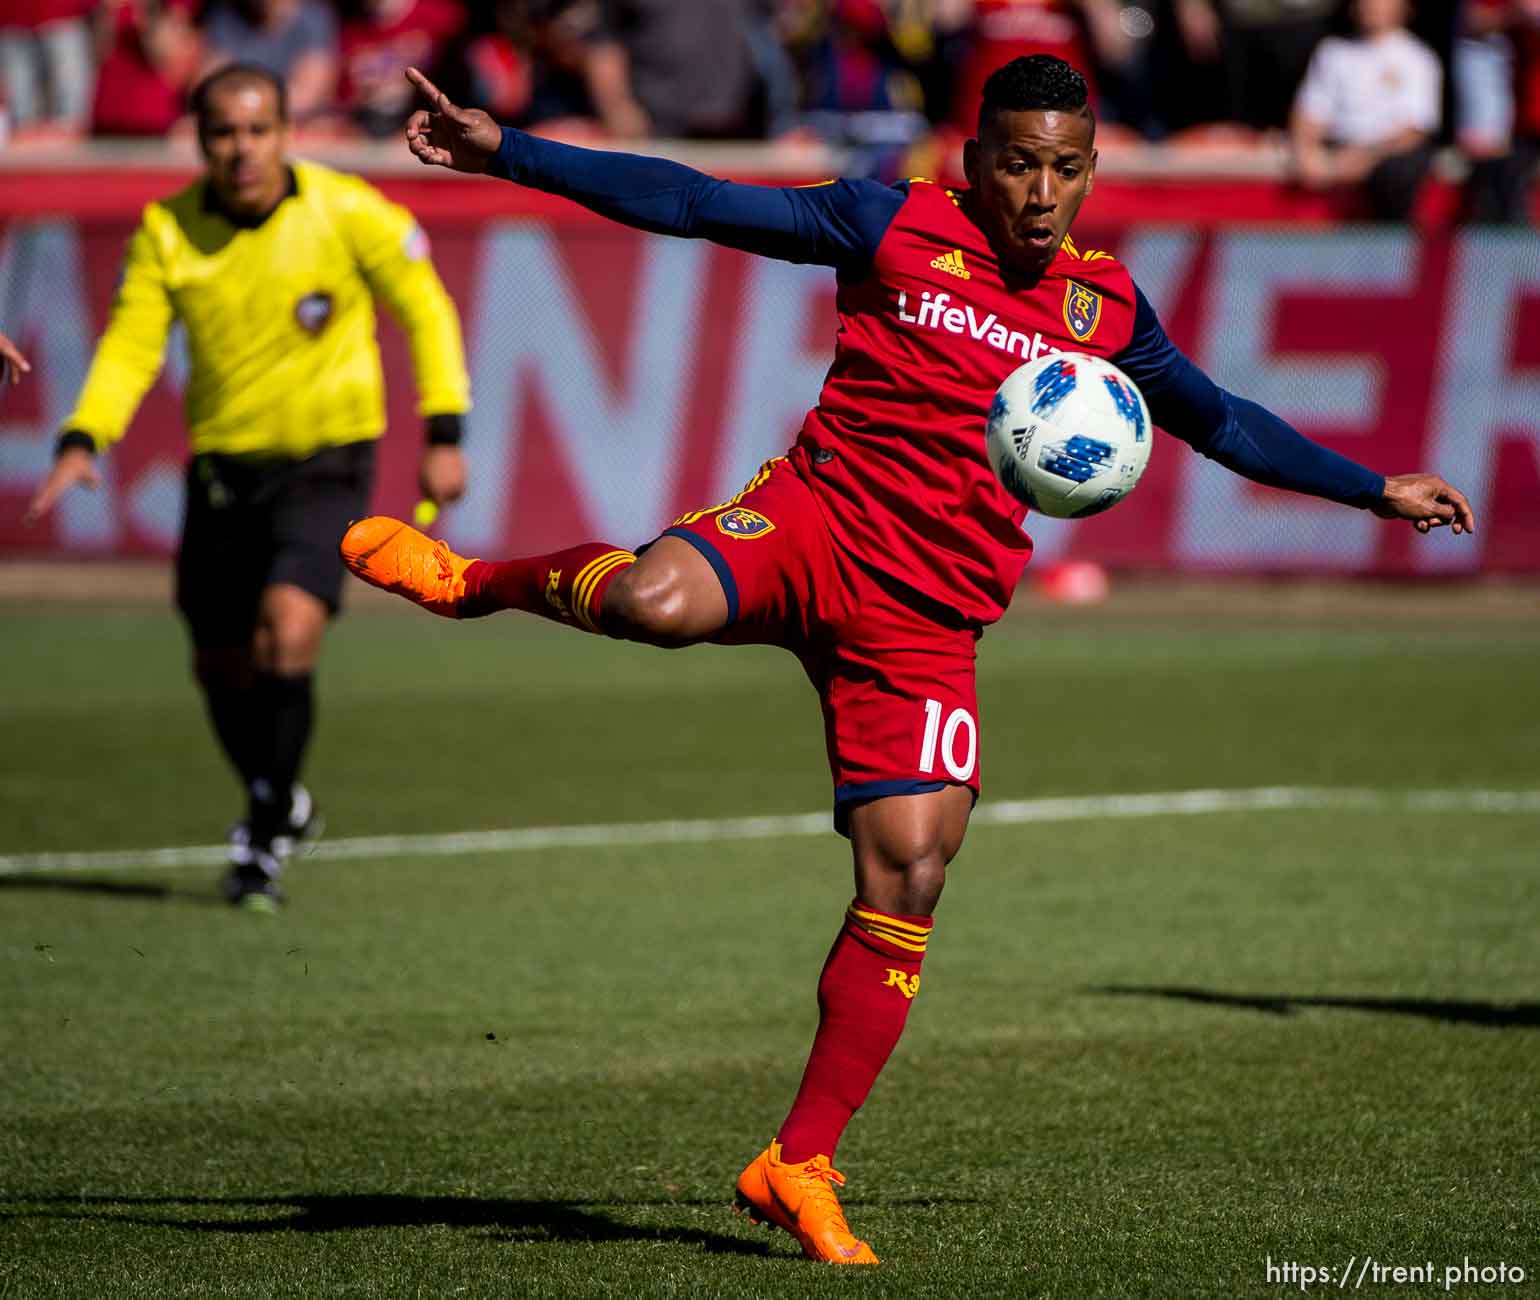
[
  {"xmin": 964, "ymin": 109, "xmax": 1097, "ymax": 278},
  {"xmin": 200, "ymin": 82, "xmax": 290, "ymax": 219}
]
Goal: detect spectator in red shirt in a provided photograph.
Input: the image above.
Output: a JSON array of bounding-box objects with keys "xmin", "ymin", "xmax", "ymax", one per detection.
[
  {"xmin": 91, "ymin": 0, "xmax": 203, "ymax": 136},
  {"xmin": 339, "ymin": 0, "xmax": 468, "ymax": 138},
  {"xmin": 462, "ymin": 0, "xmax": 596, "ymax": 129},
  {"xmin": 950, "ymin": 1, "xmax": 1134, "ymax": 132}
]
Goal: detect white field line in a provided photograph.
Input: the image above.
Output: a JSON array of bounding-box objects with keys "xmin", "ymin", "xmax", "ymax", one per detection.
[{"xmin": 1, "ymin": 786, "xmax": 1537, "ymax": 878}]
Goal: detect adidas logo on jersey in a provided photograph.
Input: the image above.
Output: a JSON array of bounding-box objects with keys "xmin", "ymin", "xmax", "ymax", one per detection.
[{"xmin": 930, "ymin": 249, "xmax": 971, "ymax": 280}]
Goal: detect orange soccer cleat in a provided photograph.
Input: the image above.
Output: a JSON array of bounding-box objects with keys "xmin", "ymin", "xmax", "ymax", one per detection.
[
  {"xmin": 339, "ymin": 516, "xmax": 478, "ymax": 618},
  {"xmin": 732, "ymin": 1141, "xmax": 879, "ymax": 1265}
]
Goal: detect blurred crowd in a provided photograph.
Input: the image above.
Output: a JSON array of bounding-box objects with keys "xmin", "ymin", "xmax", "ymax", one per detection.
[{"xmin": 2, "ymin": 0, "xmax": 1536, "ymax": 220}]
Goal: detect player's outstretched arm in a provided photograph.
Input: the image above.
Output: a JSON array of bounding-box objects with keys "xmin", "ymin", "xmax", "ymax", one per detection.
[
  {"xmin": 1115, "ymin": 286, "xmax": 1475, "ymax": 538},
  {"xmin": 401, "ymin": 68, "xmax": 901, "ymax": 271}
]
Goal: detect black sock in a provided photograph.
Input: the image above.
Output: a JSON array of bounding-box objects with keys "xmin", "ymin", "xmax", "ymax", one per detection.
[
  {"xmin": 202, "ymin": 682, "xmax": 261, "ymax": 787},
  {"xmin": 249, "ymin": 673, "xmax": 314, "ymax": 845}
]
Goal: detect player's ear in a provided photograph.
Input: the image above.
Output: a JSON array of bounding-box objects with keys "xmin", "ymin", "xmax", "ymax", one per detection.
[
  {"xmin": 1086, "ymin": 148, "xmax": 1097, "ymax": 196},
  {"xmin": 963, "ymin": 137, "xmax": 980, "ymax": 189}
]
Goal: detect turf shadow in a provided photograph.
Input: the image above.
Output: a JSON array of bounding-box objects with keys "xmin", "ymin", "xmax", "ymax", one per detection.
[
  {"xmin": 1086, "ymin": 985, "xmax": 1540, "ymax": 1028},
  {"xmin": 0, "ymin": 876, "xmax": 224, "ymax": 905},
  {"xmin": 0, "ymin": 1194, "xmax": 773, "ymax": 1257}
]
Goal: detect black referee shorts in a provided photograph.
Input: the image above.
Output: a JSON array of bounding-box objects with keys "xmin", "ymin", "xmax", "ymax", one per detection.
[{"xmin": 176, "ymin": 440, "xmax": 376, "ymax": 647}]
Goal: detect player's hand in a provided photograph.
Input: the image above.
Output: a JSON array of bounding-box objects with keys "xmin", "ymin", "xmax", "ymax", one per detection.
[
  {"xmin": 0, "ymin": 331, "xmax": 31, "ymax": 385},
  {"xmin": 1372, "ymin": 473, "xmax": 1475, "ymax": 536},
  {"xmin": 24, "ymin": 447, "xmax": 100, "ymax": 525},
  {"xmin": 417, "ymin": 444, "xmax": 466, "ymax": 506},
  {"xmin": 404, "ymin": 68, "xmax": 501, "ymax": 174}
]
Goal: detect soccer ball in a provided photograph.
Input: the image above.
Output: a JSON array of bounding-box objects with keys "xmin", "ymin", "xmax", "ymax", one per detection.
[{"xmin": 984, "ymin": 352, "xmax": 1153, "ymax": 519}]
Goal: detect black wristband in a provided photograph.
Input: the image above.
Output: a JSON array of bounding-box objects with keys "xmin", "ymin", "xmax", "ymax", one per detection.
[
  {"xmin": 425, "ymin": 413, "xmax": 463, "ymax": 447},
  {"xmin": 56, "ymin": 430, "xmax": 97, "ymax": 456}
]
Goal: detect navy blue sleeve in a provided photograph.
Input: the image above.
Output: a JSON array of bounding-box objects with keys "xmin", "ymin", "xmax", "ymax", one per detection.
[
  {"xmin": 487, "ymin": 128, "xmax": 905, "ymax": 275},
  {"xmin": 1113, "ymin": 284, "xmax": 1386, "ymax": 509}
]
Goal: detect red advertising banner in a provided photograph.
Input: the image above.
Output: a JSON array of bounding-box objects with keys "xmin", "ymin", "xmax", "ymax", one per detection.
[{"xmin": 2, "ymin": 170, "xmax": 1537, "ymax": 575}]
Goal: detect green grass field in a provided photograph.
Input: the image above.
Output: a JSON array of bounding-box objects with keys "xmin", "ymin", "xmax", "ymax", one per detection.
[{"xmin": 2, "ymin": 588, "xmax": 1537, "ymax": 1298}]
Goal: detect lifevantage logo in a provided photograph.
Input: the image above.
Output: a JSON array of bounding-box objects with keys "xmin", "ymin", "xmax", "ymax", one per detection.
[{"xmin": 895, "ymin": 289, "xmax": 1063, "ymax": 364}]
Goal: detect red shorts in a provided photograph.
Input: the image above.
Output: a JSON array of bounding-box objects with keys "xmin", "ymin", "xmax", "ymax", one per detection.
[{"xmin": 660, "ymin": 455, "xmax": 981, "ymax": 834}]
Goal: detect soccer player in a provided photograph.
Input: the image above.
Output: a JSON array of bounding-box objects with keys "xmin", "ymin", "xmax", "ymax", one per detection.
[
  {"xmin": 26, "ymin": 63, "xmax": 471, "ymax": 910},
  {"xmin": 343, "ymin": 57, "xmax": 1474, "ymax": 1263}
]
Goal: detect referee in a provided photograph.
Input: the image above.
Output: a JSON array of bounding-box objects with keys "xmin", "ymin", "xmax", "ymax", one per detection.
[{"xmin": 26, "ymin": 64, "xmax": 471, "ymax": 909}]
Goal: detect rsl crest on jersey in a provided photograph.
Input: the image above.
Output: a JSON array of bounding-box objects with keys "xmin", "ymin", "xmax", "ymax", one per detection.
[{"xmin": 1062, "ymin": 280, "xmax": 1102, "ymax": 342}]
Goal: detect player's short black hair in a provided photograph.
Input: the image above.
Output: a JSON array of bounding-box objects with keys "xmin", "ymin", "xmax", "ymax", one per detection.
[
  {"xmin": 977, "ymin": 55, "xmax": 1094, "ymax": 139},
  {"xmin": 191, "ymin": 63, "xmax": 288, "ymax": 131}
]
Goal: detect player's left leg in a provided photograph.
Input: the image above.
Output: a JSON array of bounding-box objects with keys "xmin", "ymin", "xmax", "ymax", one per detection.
[
  {"xmin": 341, "ymin": 516, "xmax": 732, "ymax": 646},
  {"xmin": 341, "ymin": 459, "xmax": 797, "ymax": 642}
]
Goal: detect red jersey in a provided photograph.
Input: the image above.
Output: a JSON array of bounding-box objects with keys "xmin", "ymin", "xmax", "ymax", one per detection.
[
  {"xmin": 492, "ymin": 129, "xmax": 1385, "ymax": 629},
  {"xmin": 794, "ymin": 179, "xmax": 1136, "ymax": 625}
]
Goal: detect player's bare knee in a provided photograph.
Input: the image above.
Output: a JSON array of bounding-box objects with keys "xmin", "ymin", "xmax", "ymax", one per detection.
[
  {"xmin": 857, "ymin": 852, "xmax": 946, "ymax": 917},
  {"xmin": 904, "ymin": 856, "xmax": 949, "ymax": 915},
  {"xmin": 253, "ymin": 615, "xmax": 321, "ymax": 675},
  {"xmin": 255, "ymin": 586, "xmax": 326, "ymax": 673}
]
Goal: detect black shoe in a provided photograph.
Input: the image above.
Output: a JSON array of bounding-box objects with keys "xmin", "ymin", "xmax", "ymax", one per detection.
[{"xmin": 222, "ymin": 850, "xmax": 285, "ymax": 912}]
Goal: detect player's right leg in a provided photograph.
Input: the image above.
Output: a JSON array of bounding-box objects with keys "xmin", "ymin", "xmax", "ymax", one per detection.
[
  {"xmin": 340, "ymin": 516, "xmax": 731, "ymax": 646},
  {"xmin": 735, "ymin": 560, "xmax": 981, "ymax": 1265},
  {"xmin": 178, "ymin": 455, "xmax": 286, "ymax": 907},
  {"xmin": 734, "ymin": 788, "xmax": 973, "ymax": 1267}
]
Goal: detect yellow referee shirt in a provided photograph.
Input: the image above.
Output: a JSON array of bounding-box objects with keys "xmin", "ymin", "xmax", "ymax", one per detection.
[{"xmin": 65, "ymin": 160, "xmax": 470, "ymax": 460}]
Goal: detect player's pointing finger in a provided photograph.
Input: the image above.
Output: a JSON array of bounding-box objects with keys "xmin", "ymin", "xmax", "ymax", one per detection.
[{"xmin": 406, "ymin": 67, "xmax": 456, "ymax": 117}]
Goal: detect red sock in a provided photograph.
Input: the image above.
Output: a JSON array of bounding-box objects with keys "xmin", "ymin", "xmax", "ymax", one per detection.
[
  {"xmin": 776, "ymin": 900, "xmax": 933, "ymax": 1164},
  {"xmin": 461, "ymin": 543, "xmax": 634, "ymax": 631}
]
